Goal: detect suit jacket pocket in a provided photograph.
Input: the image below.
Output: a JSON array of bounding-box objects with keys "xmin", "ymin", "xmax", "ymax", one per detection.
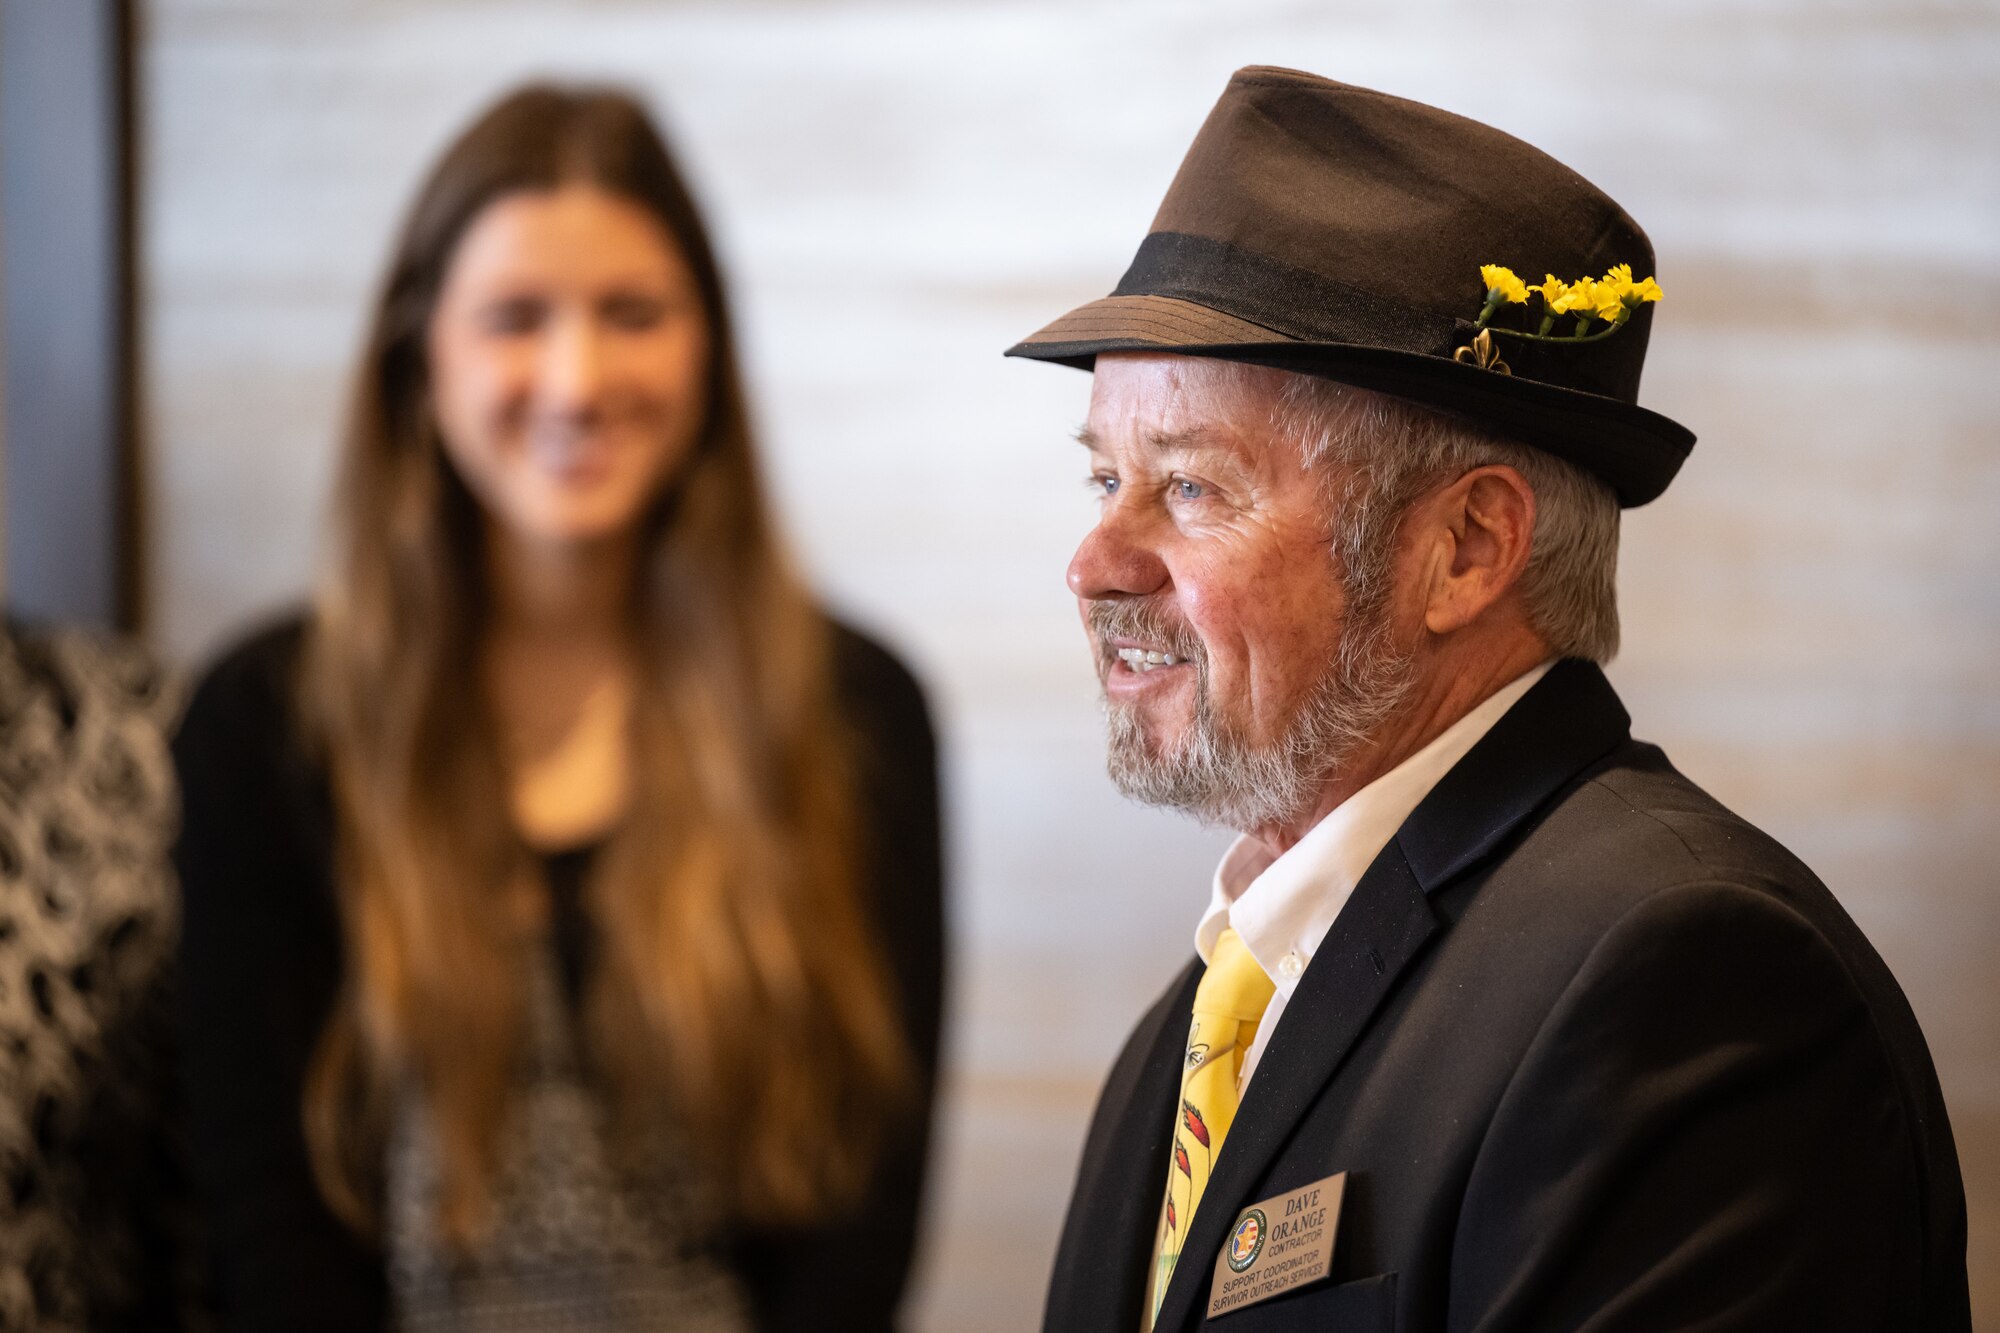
[{"xmin": 1199, "ymin": 1271, "xmax": 1396, "ymax": 1330}]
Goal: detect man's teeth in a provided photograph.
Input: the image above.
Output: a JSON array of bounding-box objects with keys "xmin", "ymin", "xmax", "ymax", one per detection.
[{"xmin": 1117, "ymin": 647, "xmax": 1185, "ymax": 673}]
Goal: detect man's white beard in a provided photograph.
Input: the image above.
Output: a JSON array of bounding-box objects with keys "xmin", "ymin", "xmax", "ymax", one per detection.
[{"xmin": 1093, "ymin": 595, "xmax": 1416, "ymax": 833}]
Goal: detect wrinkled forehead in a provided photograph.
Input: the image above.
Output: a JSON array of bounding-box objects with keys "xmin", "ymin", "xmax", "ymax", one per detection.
[{"xmin": 1079, "ymin": 353, "xmax": 1300, "ymax": 462}]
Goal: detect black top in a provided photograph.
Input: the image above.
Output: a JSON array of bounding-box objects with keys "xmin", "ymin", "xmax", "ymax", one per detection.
[
  {"xmin": 1044, "ymin": 661, "xmax": 1969, "ymax": 1333},
  {"xmin": 541, "ymin": 844, "xmax": 596, "ymax": 1012},
  {"xmin": 172, "ymin": 616, "xmax": 946, "ymax": 1333}
]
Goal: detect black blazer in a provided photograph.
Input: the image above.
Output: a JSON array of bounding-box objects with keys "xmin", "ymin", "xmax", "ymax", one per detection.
[
  {"xmin": 173, "ymin": 616, "xmax": 945, "ymax": 1333},
  {"xmin": 1044, "ymin": 661, "xmax": 1969, "ymax": 1333}
]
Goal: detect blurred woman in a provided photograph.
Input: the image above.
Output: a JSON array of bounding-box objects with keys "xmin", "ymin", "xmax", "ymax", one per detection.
[{"xmin": 172, "ymin": 85, "xmax": 943, "ymax": 1332}]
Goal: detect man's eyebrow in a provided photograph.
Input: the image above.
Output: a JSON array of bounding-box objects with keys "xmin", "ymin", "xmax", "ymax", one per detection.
[
  {"xmin": 1143, "ymin": 426, "xmax": 1238, "ymax": 455},
  {"xmin": 1071, "ymin": 425, "xmax": 1242, "ymax": 454}
]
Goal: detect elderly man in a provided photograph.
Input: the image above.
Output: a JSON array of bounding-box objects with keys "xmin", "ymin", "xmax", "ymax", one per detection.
[{"xmin": 1009, "ymin": 68, "xmax": 1969, "ymax": 1332}]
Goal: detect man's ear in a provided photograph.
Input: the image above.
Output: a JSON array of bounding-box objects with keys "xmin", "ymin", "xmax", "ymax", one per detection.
[{"xmin": 1417, "ymin": 465, "xmax": 1536, "ymax": 635}]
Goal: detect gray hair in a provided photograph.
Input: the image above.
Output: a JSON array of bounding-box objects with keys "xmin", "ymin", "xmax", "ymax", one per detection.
[{"xmin": 1270, "ymin": 371, "xmax": 1622, "ymax": 664}]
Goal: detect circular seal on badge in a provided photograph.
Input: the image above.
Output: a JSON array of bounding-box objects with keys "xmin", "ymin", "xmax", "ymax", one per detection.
[{"xmin": 1226, "ymin": 1208, "xmax": 1267, "ymax": 1272}]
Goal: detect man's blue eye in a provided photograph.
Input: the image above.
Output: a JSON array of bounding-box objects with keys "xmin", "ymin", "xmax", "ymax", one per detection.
[
  {"xmin": 1088, "ymin": 474, "xmax": 1119, "ymax": 496},
  {"xmin": 1175, "ymin": 478, "xmax": 1205, "ymax": 500}
]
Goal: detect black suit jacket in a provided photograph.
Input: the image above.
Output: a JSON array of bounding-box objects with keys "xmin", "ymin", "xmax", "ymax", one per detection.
[{"xmin": 1045, "ymin": 662, "xmax": 1969, "ymax": 1333}]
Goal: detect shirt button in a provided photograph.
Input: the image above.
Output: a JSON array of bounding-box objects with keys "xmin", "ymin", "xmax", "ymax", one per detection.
[{"xmin": 1278, "ymin": 951, "xmax": 1305, "ymax": 980}]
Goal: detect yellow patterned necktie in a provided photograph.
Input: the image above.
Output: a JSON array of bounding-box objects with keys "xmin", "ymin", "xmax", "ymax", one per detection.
[{"xmin": 1146, "ymin": 926, "xmax": 1277, "ymax": 1327}]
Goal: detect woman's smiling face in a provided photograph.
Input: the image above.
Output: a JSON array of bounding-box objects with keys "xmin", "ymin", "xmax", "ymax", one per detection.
[{"xmin": 425, "ymin": 183, "xmax": 711, "ymax": 553}]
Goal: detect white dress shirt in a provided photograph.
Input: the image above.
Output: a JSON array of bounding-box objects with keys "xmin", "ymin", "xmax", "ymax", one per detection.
[{"xmin": 1195, "ymin": 662, "xmax": 1552, "ymax": 1092}]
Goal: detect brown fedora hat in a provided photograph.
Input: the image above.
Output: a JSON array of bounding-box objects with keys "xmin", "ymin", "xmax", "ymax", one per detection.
[{"xmin": 1006, "ymin": 67, "xmax": 1695, "ymax": 507}]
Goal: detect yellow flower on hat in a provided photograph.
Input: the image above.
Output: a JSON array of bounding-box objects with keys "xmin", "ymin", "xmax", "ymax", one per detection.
[
  {"xmin": 1539, "ymin": 274, "xmax": 1588, "ymax": 316},
  {"xmin": 1588, "ymin": 279, "xmax": 1628, "ymax": 323},
  {"xmin": 1467, "ymin": 260, "xmax": 1660, "ymax": 343},
  {"xmin": 1600, "ymin": 264, "xmax": 1663, "ymax": 312},
  {"xmin": 1595, "ymin": 266, "xmax": 1633, "ymax": 307},
  {"xmin": 1480, "ymin": 264, "xmax": 1530, "ymax": 304}
]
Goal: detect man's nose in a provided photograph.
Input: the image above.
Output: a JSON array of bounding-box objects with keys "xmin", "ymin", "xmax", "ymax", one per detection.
[{"xmin": 1068, "ymin": 503, "xmax": 1168, "ymax": 601}]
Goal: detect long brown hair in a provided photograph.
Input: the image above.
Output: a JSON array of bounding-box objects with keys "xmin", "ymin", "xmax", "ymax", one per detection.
[{"xmin": 301, "ymin": 84, "xmax": 910, "ymax": 1243}]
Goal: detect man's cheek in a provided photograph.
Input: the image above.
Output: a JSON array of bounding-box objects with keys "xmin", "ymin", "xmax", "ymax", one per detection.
[{"xmin": 1171, "ymin": 576, "xmax": 1232, "ymax": 648}]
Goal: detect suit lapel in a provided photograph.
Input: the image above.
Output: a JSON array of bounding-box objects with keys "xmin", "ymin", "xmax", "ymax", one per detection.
[
  {"xmin": 1149, "ymin": 660, "xmax": 1634, "ymax": 1332},
  {"xmin": 1395, "ymin": 658, "xmax": 1631, "ymax": 892},
  {"xmin": 1151, "ymin": 841, "xmax": 1438, "ymax": 1332},
  {"xmin": 1043, "ymin": 959, "xmax": 1200, "ymax": 1332}
]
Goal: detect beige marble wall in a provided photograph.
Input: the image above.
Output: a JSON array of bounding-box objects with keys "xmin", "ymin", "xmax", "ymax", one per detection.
[{"xmin": 140, "ymin": 2, "xmax": 1999, "ymax": 1326}]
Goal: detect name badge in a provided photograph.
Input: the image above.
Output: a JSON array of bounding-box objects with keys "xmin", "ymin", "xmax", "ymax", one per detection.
[{"xmin": 1204, "ymin": 1171, "xmax": 1347, "ymax": 1319}]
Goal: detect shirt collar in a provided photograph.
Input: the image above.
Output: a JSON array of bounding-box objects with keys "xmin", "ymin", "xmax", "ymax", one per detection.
[{"xmin": 1196, "ymin": 661, "xmax": 1554, "ymax": 998}]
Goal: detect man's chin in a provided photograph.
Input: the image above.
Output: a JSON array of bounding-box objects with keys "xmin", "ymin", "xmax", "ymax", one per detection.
[
  {"xmin": 1101, "ymin": 701, "xmax": 1273, "ymax": 830},
  {"xmin": 1098, "ymin": 675, "xmax": 1386, "ymax": 834},
  {"xmin": 1100, "ymin": 698, "xmax": 1189, "ymax": 761},
  {"xmin": 1101, "ymin": 700, "xmax": 1180, "ymax": 787}
]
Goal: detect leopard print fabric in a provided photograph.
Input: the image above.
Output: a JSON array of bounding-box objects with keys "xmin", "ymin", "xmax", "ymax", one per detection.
[
  {"xmin": 385, "ymin": 938, "xmax": 753, "ymax": 1333},
  {"xmin": 0, "ymin": 624, "xmax": 196, "ymax": 1331}
]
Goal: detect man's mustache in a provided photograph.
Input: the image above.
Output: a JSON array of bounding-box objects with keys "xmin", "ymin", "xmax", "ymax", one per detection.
[{"xmin": 1085, "ymin": 601, "xmax": 1205, "ymax": 671}]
